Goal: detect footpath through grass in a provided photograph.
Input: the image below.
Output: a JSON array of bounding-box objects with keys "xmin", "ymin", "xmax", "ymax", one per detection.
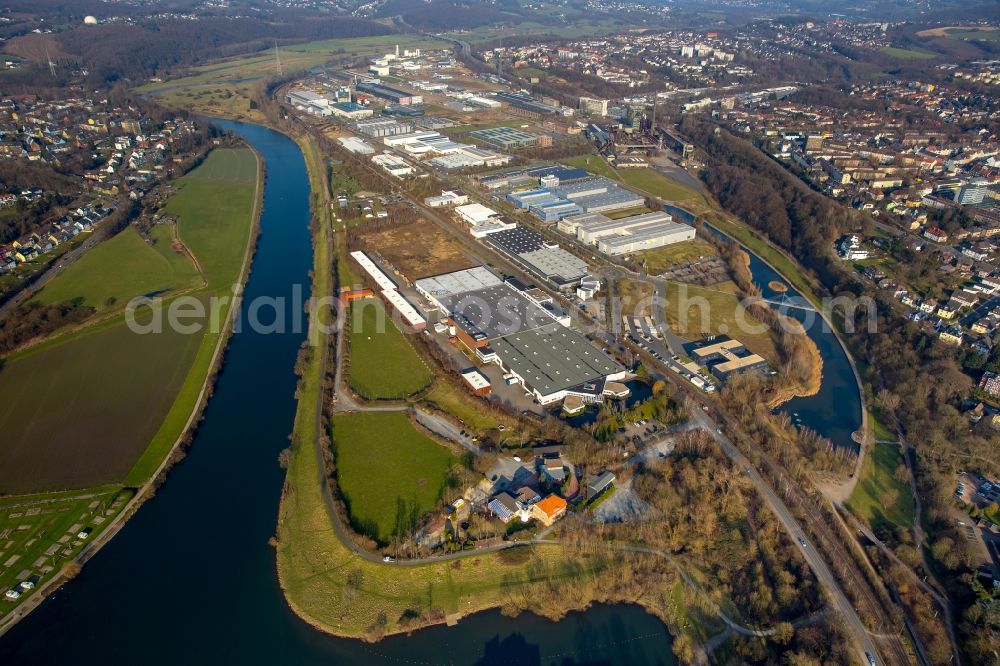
[
  {"xmin": 347, "ymin": 298, "xmax": 433, "ymax": 400},
  {"xmin": 847, "ymin": 441, "xmax": 915, "ymax": 533},
  {"xmin": 332, "ymin": 412, "xmax": 456, "ymax": 545}
]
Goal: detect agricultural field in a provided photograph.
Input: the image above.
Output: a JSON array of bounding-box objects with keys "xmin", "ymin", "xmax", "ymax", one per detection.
[
  {"xmin": 880, "ymin": 46, "xmax": 937, "ymax": 60},
  {"xmin": 347, "ymin": 298, "xmax": 434, "ymax": 400},
  {"xmin": 0, "ymin": 487, "xmax": 131, "ymax": 609},
  {"xmin": 37, "ymin": 225, "xmax": 200, "ymax": 314},
  {"xmin": 0, "ymin": 314, "xmax": 205, "ymax": 493},
  {"xmin": 660, "ymin": 280, "xmax": 777, "ymax": 362},
  {"xmin": 847, "ymin": 442, "xmax": 915, "ymax": 534},
  {"xmin": 0, "ymin": 147, "xmax": 259, "ymax": 493},
  {"xmin": 331, "ymin": 412, "xmax": 456, "ymax": 544},
  {"xmin": 354, "ymin": 219, "xmax": 475, "ymax": 280}
]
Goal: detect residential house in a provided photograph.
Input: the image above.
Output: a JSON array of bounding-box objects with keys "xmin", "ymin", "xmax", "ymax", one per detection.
[{"xmin": 530, "ymin": 494, "xmax": 567, "ymax": 526}]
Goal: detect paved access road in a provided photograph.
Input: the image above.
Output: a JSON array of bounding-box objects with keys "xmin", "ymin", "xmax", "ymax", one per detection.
[{"xmin": 690, "ymin": 407, "xmax": 883, "ymax": 665}]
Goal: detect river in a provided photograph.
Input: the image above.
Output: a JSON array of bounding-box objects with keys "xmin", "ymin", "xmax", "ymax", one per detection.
[
  {"xmin": 707, "ymin": 225, "xmax": 864, "ymax": 451},
  {"xmin": 0, "ymin": 121, "xmax": 675, "ymax": 664}
]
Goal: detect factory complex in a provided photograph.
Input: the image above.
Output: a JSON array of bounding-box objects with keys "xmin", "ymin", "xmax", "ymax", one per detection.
[
  {"xmin": 506, "ymin": 176, "xmax": 646, "ymax": 222},
  {"xmin": 414, "ymin": 267, "xmax": 626, "ymax": 406},
  {"xmin": 558, "ymin": 210, "xmax": 696, "ymax": 255}
]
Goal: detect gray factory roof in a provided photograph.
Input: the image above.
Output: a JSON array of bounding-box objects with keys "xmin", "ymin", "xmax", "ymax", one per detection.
[
  {"xmin": 597, "ymin": 222, "xmax": 694, "ymax": 252},
  {"xmin": 492, "ymin": 324, "xmax": 621, "ymax": 396},
  {"xmin": 570, "ymin": 188, "xmax": 645, "ymax": 213},
  {"xmin": 415, "ymin": 267, "xmax": 502, "ymax": 302},
  {"xmin": 518, "ymin": 247, "xmax": 589, "ymax": 283},
  {"xmin": 441, "ymin": 284, "xmax": 556, "ymax": 339},
  {"xmin": 576, "ymin": 210, "xmax": 673, "ymax": 238}
]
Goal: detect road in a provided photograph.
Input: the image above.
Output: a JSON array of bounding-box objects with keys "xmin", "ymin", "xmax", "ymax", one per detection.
[{"xmin": 690, "ymin": 407, "xmax": 883, "ymax": 665}]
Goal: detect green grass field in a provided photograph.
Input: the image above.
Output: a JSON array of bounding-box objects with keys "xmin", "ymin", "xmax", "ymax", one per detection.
[
  {"xmin": 617, "ymin": 168, "xmax": 704, "ymax": 203},
  {"xmin": 347, "ymin": 298, "xmax": 433, "ymax": 400},
  {"xmin": 332, "ymin": 412, "xmax": 456, "ymax": 544},
  {"xmin": 847, "ymin": 442, "xmax": 914, "ymax": 533},
  {"xmin": 943, "ymin": 28, "xmax": 1000, "ymax": 42},
  {"xmin": 422, "ymin": 380, "xmax": 519, "ymax": 433},
  {"xmin": 37, "ymin": 226, "xmax": 200, "ymax": 312},
  {"xmin": 880, "ymin": 46, "xmax": 937, "ymax": 60},
  {"xmin": 561, "ymin": 155, "xmax": 623, "ymax": 181},
  {"xmin": 0, "ymin": 487, "xmax": 131, "ymax": 607},
  {"xmin": 164, "ymin": 149, "xmax": 256, "ymax": 290},
  {"xmin": 661, "ymin": 280, "xmax": 777, "ymax": 362},
  {"xmin": 0, "ymin": 147, "xmax": 259, "ymax": 491},
  {"xmin": 636, "ymin": 240, "xmax": 718, "ymax": 275}
]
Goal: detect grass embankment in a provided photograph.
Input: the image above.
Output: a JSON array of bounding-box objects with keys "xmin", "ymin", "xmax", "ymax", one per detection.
[
  {"xmin": 332, "ymin": 412, "xmax": 456, "ymax": 544},
  {"xmin": 346, "ymin": 298, "xmax": 433, "ymax": 400},
  {"xmin": 617, "ymin": 168, "xmax": 705, "ymax": 205},
  {"xmin": 422, "ymin": 380, "xmax": 519, "ymax": 433},
  {"xmin": 847, "ymin": 441, "xmax": 915, "ymax": 533},
  {"xmin": 704, "ymin": 216, "xmax": 821, "ymax": 308}
]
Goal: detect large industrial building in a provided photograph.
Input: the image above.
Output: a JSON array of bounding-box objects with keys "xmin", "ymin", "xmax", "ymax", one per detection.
[
  {"xmin": 354, "ymin": 118, "xmax": 413, "ymax": 138},
  {"xmin": 506, "ymin": 176, "xmax": 645, "ymax": 222},
  {"xmin": 558, "ymin": 210, "xmax": 696, "ymax": 255},
  {"xmin": 469, "ymin": 126, "xmax": 547, "ymax": 150},
  {"xmin": 484, "ymin": 227, "xmax": 589, "ymax": 288},
  {"xmin": 355, "ymin": 81, "xmax": 423, "ymax": 105},
  {"xmin": 494, "ymin": 91, "xmax": 564, "ymax": 118},
  {"xmin": 414, "ymin": 267, "xmax": 625, "ymax": 405}
]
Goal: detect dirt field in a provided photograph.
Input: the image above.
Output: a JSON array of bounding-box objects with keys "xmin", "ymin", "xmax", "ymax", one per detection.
[
  {"xmin": 916, "ymin": 25, "xmax": 998, "ymax": 37},
  {"xmin": 356, "ymin": 219, "xmax": 476, "ymax": 280}
]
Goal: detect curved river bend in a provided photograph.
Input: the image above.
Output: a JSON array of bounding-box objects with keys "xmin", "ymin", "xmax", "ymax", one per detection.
[{"xmin": 0, "ymin": 122, "xmax": 674, "ymax": 664}]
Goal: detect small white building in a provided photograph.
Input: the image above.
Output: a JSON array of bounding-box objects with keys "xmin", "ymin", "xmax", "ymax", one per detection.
[{"xmin": 455, "ymin": 203, "xmax": 498, "ymax": 225}]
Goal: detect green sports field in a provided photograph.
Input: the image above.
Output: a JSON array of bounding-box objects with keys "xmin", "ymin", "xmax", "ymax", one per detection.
[
  {"xmin": 331, "ymin": 412, "xmax": 456, "ymax": 545},
  {"xmin": 347, "ymin": 298, "xmax": 433, "ymax": 400}
]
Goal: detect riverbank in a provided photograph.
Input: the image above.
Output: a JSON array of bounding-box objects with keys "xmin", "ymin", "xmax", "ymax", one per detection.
[{"xmin": 0, "ymin": 144, "xmax": 264, "ymax": 637}]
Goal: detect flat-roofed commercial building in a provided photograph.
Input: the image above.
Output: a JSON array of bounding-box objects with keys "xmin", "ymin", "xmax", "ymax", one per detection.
[
  {"xmin": 470, "ymin": 126, "xmax": 539, "ymax": 150},
  {"xmin": 414, "ymin": 266, "xmax": 624, "ymax": 405},
  {"xmin": 372, "ymin": 153, "xmax": 414, "ymax": 177},
  {"xmin": 354, "ymin": 118, "xmax": 413, "ymax": 138},
  {"xmin": 330, "ymin": 102, "xmax": 374, "ymax": 119},
  {"xmin": 455, "ymin": 203, "xmax": 499, "ymax": 225},
  {"xmin": 485, "ymin": 227, "xmax": 589, "ymax": 288},
  {"xmin": 687, "ymin": 336, "xmax": 767, "ymax": 381},
  {"xmin": 560, "ymin": 210, "xmax": 696, "ymax": 256},
  {"xmin": 355, "ymin": 82, "xmax": 423, "ymax": 105},
  {"xmin": 337, "ymin": 136, "xmax": 376, "ymax": 155},
  {"xmin": 349, "ymin": 250, "xmax": 398, "ymax": 292},
  {"xmin": 494, "ymin": 91, "xmax": 563, "ymax": 118}
]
